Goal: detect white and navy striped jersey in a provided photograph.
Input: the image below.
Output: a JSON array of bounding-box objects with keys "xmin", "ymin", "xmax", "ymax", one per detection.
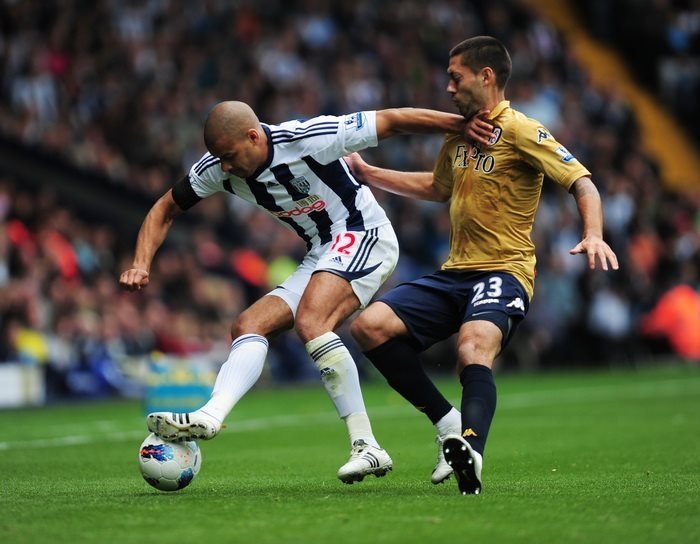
[{"xmin": 182, "ymin": 111, "xmax": 390, "ymax": 250}]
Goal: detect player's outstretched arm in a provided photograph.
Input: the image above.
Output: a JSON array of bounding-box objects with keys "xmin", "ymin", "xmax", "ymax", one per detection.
[
  {"xmin": 375, "ymin": 108, "xmax": 466, "ymax": 139},
  {"xmin": 344, "ymin": 152, "xmax": 450, "ymax": 202},
  {"xmin": 568, "ymin": 177, "xmax": 619, "ymax": 271},
  {"xmin": 119, "ymin": 189, "xmax": 183, "ymax": 291}
]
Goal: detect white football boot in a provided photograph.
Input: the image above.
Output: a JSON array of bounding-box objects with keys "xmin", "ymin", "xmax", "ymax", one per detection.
[
  {"xmin": 431, "ymin": 434, "xmax": 454, "ymax": 484},
  {"xmin": 442, "ymin": 433, "xmax": 483, "ymax": 495},
  {"xmin": 147, "ymin": 410, "xmax": 222, "ymax": 441},
  {"xmin": 337, "ymin": 439, "xmax": 393, "ymax": 483}
]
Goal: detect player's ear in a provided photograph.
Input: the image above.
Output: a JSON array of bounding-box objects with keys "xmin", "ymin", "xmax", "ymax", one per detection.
[
  {"xmin": 481, "ymin": 67, "xmax": 495, "ymax": 85},
  {"xmin": 247, "ymin": 128, "xmax": 260, "ymax": 143}
]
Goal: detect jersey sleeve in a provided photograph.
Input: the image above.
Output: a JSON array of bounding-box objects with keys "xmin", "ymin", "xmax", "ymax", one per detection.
[
  {"xmin": 432, "ymin": 135, "xmax": 458, "ymax": 195},
  {"xmin": 308, "ymin": 111, "xmax": 379, "ymax": 165},
  {"xmin": 186, "ymin": 153, "xmax": 229, "ymax": 199},
  {"xmin": 514, "ymin": 118, "xmax": 591, "ymax": 190}
]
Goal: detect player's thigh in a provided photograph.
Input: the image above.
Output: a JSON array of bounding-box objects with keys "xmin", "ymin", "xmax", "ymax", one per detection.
[
  {"xmin": 295, "ymin": 271, "xmax": 360, "ymax": 340},
  {"xmin": 376, "ymin": 278, "xmax": 462, "ymax": 351},
  {"xmin": 316, "ymin": 225, "xmax": 399, "ymax": 309},
  {"xmin": 233, "ymin": 294, "xmax": 295, "ymax": 339},
  {"xmin": 266, "ymin": 248, "xmax": 320, "ymax": 317},
  {"xmin": 457, "ymin": 270, "xmax": 529, "ymax": 366}
]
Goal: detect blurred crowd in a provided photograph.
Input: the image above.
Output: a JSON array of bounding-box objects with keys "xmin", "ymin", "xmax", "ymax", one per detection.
[
  {"xmin": 579, "ymin": 0, "xmax": 700, "ymax": 142},
  {"xmin": 1, "ymin": 0, "xmax": 699, "ymax": 399}
]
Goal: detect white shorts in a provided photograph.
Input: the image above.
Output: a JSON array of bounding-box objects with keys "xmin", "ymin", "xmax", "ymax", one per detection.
[{"xmin": 268, "ymin": 223, "xmax": 399, "ymax": 315}]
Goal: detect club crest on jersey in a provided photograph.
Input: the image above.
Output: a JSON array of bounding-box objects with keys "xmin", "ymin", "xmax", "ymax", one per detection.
[
  {"xmin": 290, "ymin": 176, "xmax": 310, "ymax": 194},
  {"xmin": 487, "ymin": 126, "xmax": 502, "ymax": 146}
]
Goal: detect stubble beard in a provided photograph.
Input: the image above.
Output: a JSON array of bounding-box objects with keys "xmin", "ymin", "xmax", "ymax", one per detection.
[{"xmin": 455, "ymin": 99, "xmax": 479, "ymax": 120}]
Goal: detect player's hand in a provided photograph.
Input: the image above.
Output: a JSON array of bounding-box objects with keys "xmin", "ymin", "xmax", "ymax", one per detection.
[
  {"xmin": 119, "ymin": 268, "xmax": 150, "ymax": 292},
  {"xmin": 343, "ymin": 152, "xmax": 369, "ymax": 183},
  {"xmin": 465, "ymin": 109, "xmax": 493, "ymax": 146},
  {"xmin": 570, "ymin": 236, "xmax": 619, "ymax": 271}
]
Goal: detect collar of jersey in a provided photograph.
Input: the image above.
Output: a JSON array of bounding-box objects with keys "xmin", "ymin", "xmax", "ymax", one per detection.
[
  {"xmin": 247, "ymin": 124, "xmax": 275, "ymax": 181},
  {"xmin": 487, "ymin": 100, "xmax": 510, "ymax": 120}
]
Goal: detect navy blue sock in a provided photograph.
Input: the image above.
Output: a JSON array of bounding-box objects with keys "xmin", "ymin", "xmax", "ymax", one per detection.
[
  {"xmin": 364, "ymin": 338, "xmax": 453, "ymax": 425},
  {"xmin": 459, "ymin": 364, "xmax": 497, "ymax": 456}
]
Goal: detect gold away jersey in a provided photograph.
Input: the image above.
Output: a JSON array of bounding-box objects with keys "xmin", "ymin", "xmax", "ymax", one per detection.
[{"xmin": 433, "ymin": 100, "xmax": 591, "ymax": 299}]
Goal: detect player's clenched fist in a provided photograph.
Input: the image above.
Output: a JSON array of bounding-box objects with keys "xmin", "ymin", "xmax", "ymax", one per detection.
[{"xmin": 120, "ymin": 268, "xmax": 150, "ymax": 291}]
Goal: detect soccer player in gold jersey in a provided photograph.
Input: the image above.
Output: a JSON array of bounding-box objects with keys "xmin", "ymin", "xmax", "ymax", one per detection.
[{"xmin": 347, "ymin": 36, "xmax": 619, "ymax": 495}]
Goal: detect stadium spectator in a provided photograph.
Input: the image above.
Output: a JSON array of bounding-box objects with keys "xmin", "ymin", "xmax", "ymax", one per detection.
[
  {"xmin": 640, "ymin": 283, "xmax": 700, "ymax": 360},
  {"xmin": 578, "ymin": 0, "xmax": 700, "ymax": 142}
]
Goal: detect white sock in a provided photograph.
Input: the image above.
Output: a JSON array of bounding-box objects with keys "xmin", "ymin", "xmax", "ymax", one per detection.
[
  {"xmin": 196, "ymin": 334, "xmax": 269, "ymax": 423},
  {"xmin": 344, "ymin": 412, "xmax": 380, "ymax": 448},
  {"xmin": 435, "ymin": 407, "xmax": 461, "ymax": 437},
  {"xmin": 306, "ymin": 332, "xmax": 379, "ymax": 448}
]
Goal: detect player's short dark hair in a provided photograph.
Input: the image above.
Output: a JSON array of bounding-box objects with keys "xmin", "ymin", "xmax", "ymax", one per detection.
[{"xmin": 449, "ymin": 36, "xmax": 512, "ymax": 89}]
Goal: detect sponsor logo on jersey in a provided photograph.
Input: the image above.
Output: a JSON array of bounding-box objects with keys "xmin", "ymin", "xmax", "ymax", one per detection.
[
  {"xmin": 290, "ymin": 176, "xmax": 310, "ymax": 194},
  {"xmin": 488, "ymin": 126, "xmax": 502, "ymax": 145},
  {"xmin": 454, "ymin": 144, "xmax": 496, "ymax": 172},
  {"xmin": 506, "ymin": 297, "xmax": 525, "ymax": 311},
  {"xmin": 344, "ymin": 112, "xmax": 365, "ymax": 130},
  {"xmin": 537, "ymin": 128, "xmax": 551, "ymax": 143},
  {"xmin": 474, "ymin": 298, "xmax": 500, "ymax": 307},
  {"xmin": 271, "ymin": 196, "xmax": 327, "ymax": 218},
  {"xmin": 455, "ymin": 144, "xmax": 471, "ymax": 168},
  {"xmin": 555, "ymin": 145, "xmax": 575, "ymax": 163}
]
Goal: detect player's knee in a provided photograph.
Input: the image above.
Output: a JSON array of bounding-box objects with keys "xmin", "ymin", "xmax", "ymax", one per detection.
[
  {"xmin": 455, "ymin": 338, "xmax": 499, "ymax": 369},
  {"xmin": 349, "ymin": 314, "xmax": 371, "ymax": 349},
  {"xmin": 294, "ymin": 322, "xmax": 313, "ymax": 344},
  {"xmin": 229, "ymin": 317, "xmax": 247, "ymax": 339},
  {"xmin": 350, "ymin": 310, "xmax": 388, "ymax": 351},
  {"xmin": 294, "ymin": 314, "xmax": 325, "ymax": 344},
  {"xmin": 230, "ymin": 312, "xmax": 262, "ymax": 339}
]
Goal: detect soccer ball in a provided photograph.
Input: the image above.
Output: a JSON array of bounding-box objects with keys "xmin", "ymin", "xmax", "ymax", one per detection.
[{"xmin": 138, "ymin": 433, "xmax": 202, "ymax": 491}]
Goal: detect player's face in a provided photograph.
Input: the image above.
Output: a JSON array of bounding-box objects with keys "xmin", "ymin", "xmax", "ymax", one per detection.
[
  {"xmin": 446, "ymin": 56, "xmax": 485, "ymax": 119},
  {"xmin": 210, "ymin": 130, "xmax": 265, "ymax": 178}
]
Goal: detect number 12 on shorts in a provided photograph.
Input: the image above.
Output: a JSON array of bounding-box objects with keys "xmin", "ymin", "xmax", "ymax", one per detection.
[{"xmin": 330, "ymin": 232, "xmax": 358, "ymax": 255}]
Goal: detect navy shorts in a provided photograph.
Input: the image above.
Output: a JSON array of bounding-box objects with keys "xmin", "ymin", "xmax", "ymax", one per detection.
[{"xmin": 377, "ymin": 269, "xmax": 529, "ymax": 352}]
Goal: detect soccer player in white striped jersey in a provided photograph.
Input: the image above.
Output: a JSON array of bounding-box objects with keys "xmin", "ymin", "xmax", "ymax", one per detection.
[{"xmin": 119, "ymin": 101, "xmax": 467, "ymax": 484}]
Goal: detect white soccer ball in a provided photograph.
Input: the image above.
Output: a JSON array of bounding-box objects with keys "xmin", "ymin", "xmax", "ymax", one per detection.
[{"xmin": 138, "ymin": 433, "xmax": 202, "ymax": 491}]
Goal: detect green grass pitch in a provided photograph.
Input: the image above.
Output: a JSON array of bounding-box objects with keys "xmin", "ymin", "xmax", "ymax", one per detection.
[{"xmin": 1, "ymin": 364, "xmax": 699, "ymax": 544}]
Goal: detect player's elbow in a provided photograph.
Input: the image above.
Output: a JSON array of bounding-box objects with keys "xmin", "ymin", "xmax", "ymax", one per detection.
[
  {"xmin": 433, "ymin": 190, "xmax": 451, "ymax": 203},
  {"xmin": 156, "ymin": 190, "xmax": 184, "ymax": 222},
  {"xmin": 375, "ymin": 108, "xmax": 416, "ymax": 139},
  {"xmin": 427, "ymin": 185, "xmax": 451, "ymax": 203},
  {"xmin": 569, "ymin": 177, "xmax": 599, "ymax": 198}
]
